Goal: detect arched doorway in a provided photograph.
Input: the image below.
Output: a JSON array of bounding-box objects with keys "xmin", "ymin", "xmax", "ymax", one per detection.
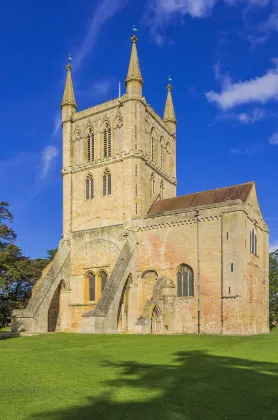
[
  {"xmin": 117, "ymin": 275, "xmax": 132, "ymax": 333},
  {"xmin": 48, "ymin": 282, "xmax": 63, "ymax": 332},
  {"xmin": 151, "ymin": 306, "xmax": 163, "ymax": 334}
]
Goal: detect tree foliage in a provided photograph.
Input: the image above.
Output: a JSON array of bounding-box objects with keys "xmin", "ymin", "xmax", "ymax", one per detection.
[
  {"xmin": 0, "ymin": 203, "xmax": 52, "ymax": 326},
  {"xmin": 269, "ymin": 249, "xmax": 278, "ymax": 327}
]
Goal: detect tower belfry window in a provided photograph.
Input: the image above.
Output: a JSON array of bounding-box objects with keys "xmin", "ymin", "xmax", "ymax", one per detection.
[
  {"xmin": 85, "ymin": 175, "xmax": 94, "ymax": 200},
  {"xmin": 103, "ymin": 169, "xmax": 112, "ymax": 196},
  {"xmin": 87, "ymin": 129, "xmax": 94, "ymax": 162},
  {"xmin": 103, "ymin": 123, "xmax": 112, "ymax": 158}
]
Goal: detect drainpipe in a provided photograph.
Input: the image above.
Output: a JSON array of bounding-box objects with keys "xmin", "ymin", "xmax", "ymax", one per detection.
[
  {"xmin": 221, "ymin": 213, "xmax": 224, "ymax": 333},
  {"xmin": 195, "ymin": 210, "xmax": 201, "ymax": 334}
]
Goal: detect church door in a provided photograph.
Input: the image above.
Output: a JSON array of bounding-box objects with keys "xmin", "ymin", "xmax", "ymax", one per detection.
[{"xmin": 151, "ymin": 306, "xmax": 163, "ymax": 334}]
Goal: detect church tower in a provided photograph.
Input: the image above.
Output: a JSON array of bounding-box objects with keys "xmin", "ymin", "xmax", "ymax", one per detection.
[{"xmin": 61, "ymin": 35, "xmax": 177, "ymax": 235}]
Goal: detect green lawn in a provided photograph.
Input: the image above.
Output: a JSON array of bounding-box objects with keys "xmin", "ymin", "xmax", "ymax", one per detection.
[{"xmin": 1, "ymin": 331, "xmax": 278, "ymax": 420}]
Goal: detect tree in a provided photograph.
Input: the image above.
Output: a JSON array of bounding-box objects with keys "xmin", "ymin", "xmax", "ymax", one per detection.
[
  {"xmin": 0, "ymin": 201, "xmax": 16, "ymax": 245},
  {"xmin": 46, "ymin": 248, "xmax": 58, "ymax": 261},
  {"xmin": 269, "ymin": 249, "xmax": 278, "ymax": 327},
  {"xmin": 0, "ymin": 203, "xmax": 51, "ymax": 326}
]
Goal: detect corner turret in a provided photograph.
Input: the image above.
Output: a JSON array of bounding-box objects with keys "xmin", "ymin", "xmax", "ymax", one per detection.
[
  {"xmin": 125, "ymin": 35, "xmax": 143, "ymax": 98},
  {"xmin": 61, "ymin": 62, "xmax": 77, "ymax": 121},
  {"xmin": 163, "ymin": 83, "xmax": 177, "ymax": 133}
]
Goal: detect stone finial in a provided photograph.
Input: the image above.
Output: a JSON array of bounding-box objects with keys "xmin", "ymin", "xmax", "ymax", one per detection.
[
  {"xmin": 125, "ymin": 34, "xmax": 143, "ymax": 91},
  {"xmin": 61, "ymin": 61, "xmax": 77, "ymax": 110},
  {"xmin": 163, "ymin": 83, "xmax": 177, "ymax": 125}
]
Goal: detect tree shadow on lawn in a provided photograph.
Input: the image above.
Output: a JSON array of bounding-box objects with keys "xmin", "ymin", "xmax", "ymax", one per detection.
[
  {"xmin": 33, "ymin": 350, "xmax": 278, "ymax": 420},
  {"xmin": 0, "ymin": 333, "xmax": 19, "ymax": 340}
]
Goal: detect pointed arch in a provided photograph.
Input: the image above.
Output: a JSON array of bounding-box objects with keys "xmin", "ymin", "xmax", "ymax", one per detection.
[
  {"xmin": 250, "ymin": 225, "xmax": 258, "ymax": 256},
  {"xmin": 102, "ymin": 121, "xmax": 112, "ymax": 158},
  {"xmin": 151, "ymin": 127, "xmax": 157, "ymax": 162},
  {"xmin": 85, "ymin": 174, "xmax": 94, "ymax": 200},
  {"xmin": 113, "ymin": 116, "xmax": 123, "ymax": 155},
  {"xmin": 72, "ymin": 130, "xmax": 82, "ymax": 165},
  {"xmin": 84, "ymin": 271, "xmax": 96, "ymax": 302},
  {"xmin": 103, "ymin": 168, "xmax": 111, "ymax": 196},
  {"xmin": 85, "ymin": 127, "xmax": 95, "ymax": 162},
  {"xmin": 145, "ymin": 118, "xmax": 151, "ymax": 134},
  {"xmin": 151, "ymin": 306, "xmax": 163, "ymax": 334}
]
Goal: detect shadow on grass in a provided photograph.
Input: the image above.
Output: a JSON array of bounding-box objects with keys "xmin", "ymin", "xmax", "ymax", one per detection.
[
  {"xmin": 0, "ymin": 333, "xmax": 19, "ymax": 340},
  {"xmin": 33, "ymin": 350, "xmax": 278, "ymax": 420}
]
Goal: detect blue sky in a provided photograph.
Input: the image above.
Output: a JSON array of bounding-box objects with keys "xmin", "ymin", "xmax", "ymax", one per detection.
[{"xmin": 1, "ymin": 0, "xmax": 278, "ymax": 258}]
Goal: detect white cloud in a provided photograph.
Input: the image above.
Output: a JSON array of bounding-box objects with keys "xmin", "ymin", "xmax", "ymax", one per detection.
[
  {"xmin": 75, "ymin": 0, "xmax": 127, "ymax": 69},
  {"xmin": 144, "ymin": 0, "xmax": 269, "ymax": 44},
  {"xmin": 269, "ymin": 131, "xmax": 278, "ymax": 145},
  {"xmin": 92, "ymin": 80, "xmax": 112, "ymax": 98},
  {"xmin": 270, "ymin": 240, "xmax": 278, "ymax": 252},
  {"xmin": 206, "ymin": 62, "xmax": 278, "ymax": 109},
  {"xmin": 229, "ymin": 142, "xmax": 263, "ymax": 155},
  {"xmin": 51, "ymin": 113, "xmax": 62, "ymax": 137},
  {"xmin": 218, "ymin": 108, "xmax": 267, "ymax": 124},
  {"xmin": 41, "ymin": 146, "xmax": 59, "ymax": 178}
]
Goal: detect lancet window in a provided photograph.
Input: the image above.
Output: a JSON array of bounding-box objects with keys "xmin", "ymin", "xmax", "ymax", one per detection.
[
  {"xmin": 103, "ymin": 122, "xmax": 112, "ymax": 158},
  {"xmin": 87, "ymin": 128, "xmax": 95, "ymax": 162},
  {"xmin": 85, "ymin": 175, "xmax": 94, "ymax": 200},
  {"xmin": 177, "ymin": 265, "xmax": 194, "ymax": 297},
  {"xmin": 250, "ymin": 226, "xmax": 258, "ymax": 256},
  {"xmin": 88, "ymin": 273, "xmax": 95, "ymax": 301},
  {"xmin": 103, "ymin": 169, "xmax": 112, "ymax": 196}
]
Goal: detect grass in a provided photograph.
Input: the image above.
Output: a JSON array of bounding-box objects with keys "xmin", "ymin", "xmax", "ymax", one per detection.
[{"xmin": 1, "ymin": 331, "xmax": 278, "ymax": 420}]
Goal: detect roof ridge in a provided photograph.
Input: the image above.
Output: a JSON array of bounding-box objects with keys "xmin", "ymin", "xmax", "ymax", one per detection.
[{"xmin": 159, "ymin": 181, "xmax": 255, "ymax": 203}]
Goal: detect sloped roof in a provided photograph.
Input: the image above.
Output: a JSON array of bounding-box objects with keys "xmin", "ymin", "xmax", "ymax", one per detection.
[{"xmin": 148, "ymin": 182, "xmax": 254, "ymax": 217}]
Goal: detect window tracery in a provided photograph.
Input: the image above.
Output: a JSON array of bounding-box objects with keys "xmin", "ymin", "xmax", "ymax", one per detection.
[
  {"xmin": 85, "ymin": 174, "xmax": 94, "ymax": 200},
  {"xmin": 103, "ymin": 122, "xmax": 112, "ymax": 158},
  {"xmin": 103, "ymin": 168, "xmax": 111, "ymax": 196},
  {"xmin": 177, "ymin": 265, "xmax": 194, "ymax": 297},
  {"xmin": 86, "ymin": 128, "xmax": 94, "ymax": 162}
]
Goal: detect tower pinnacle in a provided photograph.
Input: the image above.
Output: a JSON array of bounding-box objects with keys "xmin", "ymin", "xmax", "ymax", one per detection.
[
  {"xmin": 164, "ymin": 82, "xmax": 177, "ymax": 131},
  {"xmin": 125, "ymin": 34, "xmax": 143, "ymax": 97},
  {"xmin": 61, "ymin": 60, "xmax": 77, "ymax": 110}
]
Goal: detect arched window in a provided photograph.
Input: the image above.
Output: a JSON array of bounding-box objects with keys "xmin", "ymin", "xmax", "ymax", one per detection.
[
  {"xmin": 103, "ymin": 122, "xmax": 112, "ymax": 158},
  {"xmin": 160, "ymin": 180, "xmax": 164, "ymax": 198},
  {"xmin": 103, "ymin": 169, "xmax": 111, "ymax": 196},
  {"xmin": 87, "ymin": 128, "xmax": 94, "ymax": 162},
  {"xmin": 88, "ymin": 273, "xmax": 95, "ymax": 301},
  {"xmin": 250, "ymin": 226, "xmax": 258, "ymax": 256},
  {"xmin": 177, "ymin": 265, "xmax": 194, "ymax": 297},
  {"xmin": 99, "ymin": 271, "xmax": 107, "ymax": 292},
  {"xmin": 85, "ymin": 175, "xmax": 94, "ymax": 200}
]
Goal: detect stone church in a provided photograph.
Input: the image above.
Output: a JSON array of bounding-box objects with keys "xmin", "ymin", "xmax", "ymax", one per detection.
[{"xmin": 12, "ymin": 35, "xmax": 269, "ymax": 335}]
